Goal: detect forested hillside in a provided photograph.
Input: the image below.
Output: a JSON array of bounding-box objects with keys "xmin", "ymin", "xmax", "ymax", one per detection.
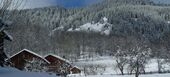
[{"xmin": 5, "ymin": 0, "xmax": 170, "ymax": 61}]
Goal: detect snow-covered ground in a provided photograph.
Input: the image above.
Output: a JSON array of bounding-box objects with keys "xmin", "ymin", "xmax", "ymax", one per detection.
[
  {"xmin": 68, "ymin": 73, "xmax": 170, "ymax": 77},
  {"xmin": 68, "ymin": 56, "xmax": 170, "ymax": 77},
  {"xmin": 0, "ymin": 67, "xmax": 57, "ymax": 77},
  {"xmin": 68, "ymin": 17, "xmax": 112, "ymax": 35}
]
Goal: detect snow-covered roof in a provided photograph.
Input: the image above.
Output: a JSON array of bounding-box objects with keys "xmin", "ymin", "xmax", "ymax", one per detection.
[
  {"xmin": 3, "ymin": 30, "xmax": 13, "ymax": 41},
  {"xmin": 71, "ymin": 66, "xmax": 80, "ymax": 70},
  {"xmin": 44, "ymin": 53, "xmax": 70, "ymax": 63},
  {"xmin": 9, "ymin": 49, "xmax": 50, "ymax": 64}
]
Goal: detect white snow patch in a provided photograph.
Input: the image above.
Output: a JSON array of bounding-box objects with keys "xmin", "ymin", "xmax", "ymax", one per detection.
[
  {"xmin": 103, "ymin": 17, "xmax": 108, "ymax": 22},
  {"xmin": 68, "ymin": 17, "xmax": 112, "ymax": 35},
  {"xmin": 67, "ymin": 73, "xmax": 170, "ymax": 77},
  {"xmin": 103, "ymin": 29, "xmax": 111, "ymax": 35},
  {"xmin": 49, "ymin": 26, "xmax": 64, "ymax": 36},
  {"xmin": 0, "ymin": 67, "xmax": 57, "ymax": 77},
  {"xmin": 79, "ymin": 23, "xmax": 104, "ymax": 32},
  {"xmin": 56, "ymin": 26, "xmax": 64, "ymax": 30},
  {"xmin": 68, "ymin": 28, "xmax": 74, "ymax": 31},
  {"xmin": 167, "ymin": 21, "xmax": 170, "ymax": 24}
]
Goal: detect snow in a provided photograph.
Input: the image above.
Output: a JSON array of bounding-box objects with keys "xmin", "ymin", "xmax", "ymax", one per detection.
[
  {"xmin": 70, "ymin": 56, "xmax": 170, "ymax": 77},
  {"xmin": 167, "ymin": 21, "xmax": 170, "ymax": 24},
  {"xmin": 56, "ymin": 26, "xmax": 64, "ymax": 30},
  {"xmin": 103, "ymin": 17, "xmax": 108, "ymax": 22},
  {"xmin": 79, "ymin": 23, "xmax": 104, "ymax": 31},
  {"xmin": 49, "ymin": 26, "xmax": 64, "ymax": 36},
  {"xmin": 0, "ymin": 67, "xmax": 57, "ymax": 77},
  {"xmin": 68, "ymin": 28, "xmax": 74, "ymax": 31},
  {"xmin": 67, "ymin": 17, "xmax": 112, "ymax": 35},
  {"xmin": 9, "ymin": 49, "xmax": 50, "ymax": 64},
  {"xmin": 1, "ymin": 67, "xmax": 170, "ymax": 77},
  {"xmin": 68, "ymin": 73, "xmax": 170, "ymax": 77},
  {"xmin": 145, "ymin": 59, "xmax": 159, "ymax": 72},
  {"xmin": 74, "ymin": 56, "xmax": 116, "ymax": 75},
  {"xmin": 103, "ymin": 29, "xmax": 111, "ymax": 35},
  {"xmin": 3, "ymin": 30, "xmax": 13, "ymax": 41}
]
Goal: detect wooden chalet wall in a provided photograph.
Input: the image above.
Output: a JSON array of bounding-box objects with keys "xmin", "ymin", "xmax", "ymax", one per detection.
[
  {"xmin": 45, "ymin": 54, "xmax": 72, "ymax": 75},
  {"xmin": 9, "ymin": 49, "xmax": 49, "ymax": 71},
  {"xmin": 70, "ymin": 67, "xmax": 81, "ymax": 74}
]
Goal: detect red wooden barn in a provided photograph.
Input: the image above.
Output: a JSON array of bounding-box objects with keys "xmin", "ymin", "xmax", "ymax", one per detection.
[
  {"xmin": 45, "ymin": 54, "xmax": 72, "ymax": 75},
  {"xmin": 8, "ymin": 49, "xmax": 50, "ymax": 72},
  {"xmin": 45, "ymin": 54, "xmax": 81, "ymax": 75}
]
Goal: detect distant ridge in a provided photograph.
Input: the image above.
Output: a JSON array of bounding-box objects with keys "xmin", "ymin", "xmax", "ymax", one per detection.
[{"xmin": 151, "ymin": 0, "xmax": 170, "ymax": 4}]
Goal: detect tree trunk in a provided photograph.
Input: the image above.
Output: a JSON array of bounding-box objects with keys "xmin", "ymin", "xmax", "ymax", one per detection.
[
  {"xmin": 157, "ymin": 59, "xmax": 162, "ymax": 73},
  {"xmin": 135, "ymin": 67, "xmax": 139, "ymax": 77},
  {"xmin": 0, "ymin": 38, "xmax": 7, "ymax": 67},
  {"xmin": 120, "ymin": 68, "xmax": 124, "ymax": 75},
  {"xmin": 135, "ymin": 62, "xmax": 140, "ymax": 77}
]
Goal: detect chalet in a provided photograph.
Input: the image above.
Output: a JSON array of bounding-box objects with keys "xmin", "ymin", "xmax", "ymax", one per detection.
[
  {"xmin": 45, "ymin": 54, "xmax": 81, "ymax": 75},
  {"xmin": 70, "ymin": 66, "xmax": 81, "ymax": 74},
  {"xmin": 0, "ymin": 19, "xmax": 13, "ymax": 67},
  {"xmin": 45, "ymin": 54, "xmax": 73, "ymax": 75},
  {"xmin": 8, "ymin": 49, "xmax": 50, "ymax": 72}
]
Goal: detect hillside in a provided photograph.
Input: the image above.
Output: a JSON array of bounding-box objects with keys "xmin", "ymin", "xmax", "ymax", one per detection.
[{"xmin": 5, "ymin": 0, "xmax": 170, "ymax": 60}]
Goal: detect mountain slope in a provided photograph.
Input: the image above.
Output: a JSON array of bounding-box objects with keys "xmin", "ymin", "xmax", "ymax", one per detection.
[
  {"xmin": 5, "ymin": 0, "xmax": 170, "ymax": 59},
  {"xmin": 151, "ymin": 0, "xmax": 170, "ymax": 4}
]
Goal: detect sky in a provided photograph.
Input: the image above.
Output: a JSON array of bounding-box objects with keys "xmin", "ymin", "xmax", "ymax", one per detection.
[
  {"xmin": 16, "ymin": 0, "xmax": 170, "ymax": 9},
  {"xmin": 55, "ymin": 0, "xmax": 103, "ymax": 8},
  {"xmin": 20, "ymin": 0, "xmax": 103, "ymax": 9},
  {"xmin": 20, "ymin": 0, "xmax": 57, "ymax": 9}
]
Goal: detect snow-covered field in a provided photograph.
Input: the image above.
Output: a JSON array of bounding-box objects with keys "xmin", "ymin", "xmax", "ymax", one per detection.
[
  {"xmin": 1, "ymin": 67, "xmax": 170, "ymax": 77},
  {"xmin": 0, "ymin": 67, "xmax": 57, "ymax": 77},
  {"xmin": 68, "ymin": 73, "xmax": 170, "ymax": 77},
  {"xmin": 68, "ymin": 56, "xmax": 170, "ymax": 77}
]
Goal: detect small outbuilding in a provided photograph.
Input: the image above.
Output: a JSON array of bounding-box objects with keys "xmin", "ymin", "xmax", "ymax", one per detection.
[
  {"xmin": 8, "ymin": 49, "xmax": 50, "ymax": 72},
  {"xmin": 70, "ymin": 66, "xmax": 81, "ymax": 74}
]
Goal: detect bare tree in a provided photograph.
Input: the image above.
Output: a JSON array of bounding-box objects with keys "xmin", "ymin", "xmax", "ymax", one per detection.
[
  {"xmin": 127, "ymin": 38, "xmax": 151, "ymax": 77},
  {"xmin": 115, "ymin": 48, "xmax": 128, "ymax": 75},
  {"xmin": 24, "ymin": 58, "xmax": 48, "ymax": 72},
  {"xmin": 0, "ymin": 0, "xmax": 24, "ymax": 67},
  {"xmin": 0, "ymin": 0, "xmax": 24, "ymax": 20}
]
